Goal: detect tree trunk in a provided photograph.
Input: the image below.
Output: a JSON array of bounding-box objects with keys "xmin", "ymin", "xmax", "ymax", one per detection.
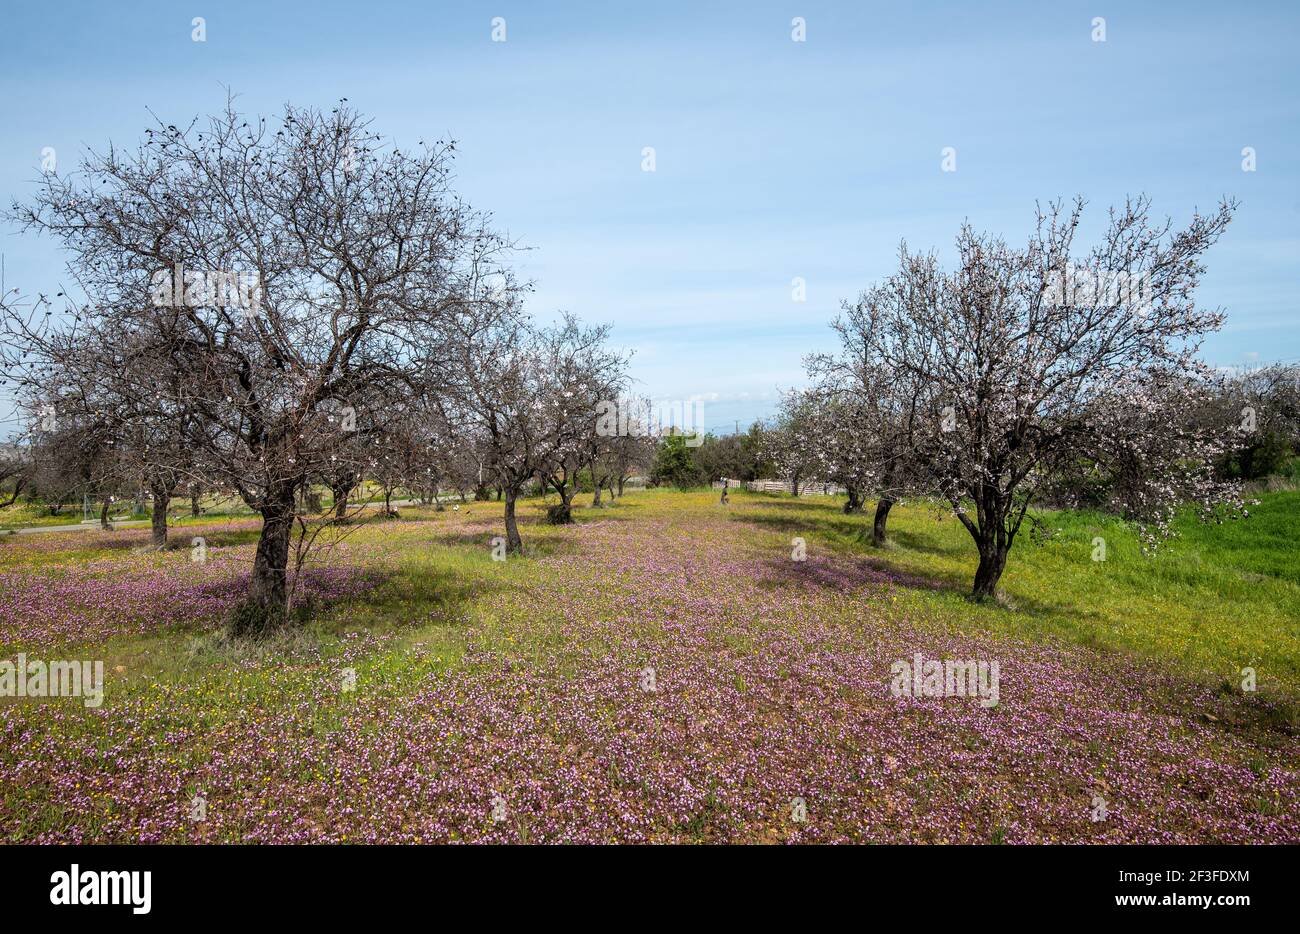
[
  {"xmin": 503, "ymin": 490, "xmax": 523, "ymax": 553},
  {"xmin": 149, "ymin": 484, "xmax": 170, "ymax": 549},
  {"xmin": 843, "ymin": 485, "xmax": 863, "ymax": 514},
  {"xmin": 190, "ymin": 486, "xmax": 201, "ymax": 517},
  {"xmin": 592, "ymin": 482, "xmax": 603, "ymax": 507},
  {"xmin": 872, "ymin": 497, "xmax": 893, "ymax": 546},
  {"xmin": 332, "ymin": 480, "xmax": 351, "ymax": 520},
  {"xmin": 964, "ymin": 486, "xmax": 1014, "ymax": 601},
  {"xmin": 972, "ymin": 542, "xmax": 1009, "ymax": 601},
  {"xmin": 791, "ymin": 471, "xmax": 801, "ymax": 497},
  {"xmin": 3, "ymin": 476, "xmax": 29, "ymax": 507},
  {"xmin": 233, "ymin": 489, "xmax": 297, "ymax": 636},
  {"xmin": 617, "ymin": 476, "xmax": 625, "ymax": 497},
  {"xmin": 496, "ymin": 487, "xmax": 503, "ymax": 501},
  {"xmin": 99, "ymin": 498, "xmax": 111, "ymax": 530},
  {"xmin": 546, "ymin": 477, "xmax": 575, "ymax": 524}
]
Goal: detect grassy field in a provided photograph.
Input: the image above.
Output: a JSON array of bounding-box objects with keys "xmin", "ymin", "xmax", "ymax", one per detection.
[
  {"xmin": 0, "ymin": 503, "xmax": 87, "ymax": 530},
  {"xmin": 746, "ymin": 490, "xmax": 1300, "ymax": 695},
  {"xmin": 0, "ymin": 489, "xmax": 1296, "ymax": 843},
  {"xmin": 0, "ymin": 484, "xmax": 445, "ymax": 533}
]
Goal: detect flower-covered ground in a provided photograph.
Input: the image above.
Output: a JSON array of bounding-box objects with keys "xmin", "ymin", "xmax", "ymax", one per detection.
[{"xmin": 1, "ymin": 490, "xmax": 1297, "ymax": 843}]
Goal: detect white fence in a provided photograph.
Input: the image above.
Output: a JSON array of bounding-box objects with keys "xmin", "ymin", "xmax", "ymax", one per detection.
[{"xmin": 712, "ymin": 478, "xmax": 844, "ymax": 496}]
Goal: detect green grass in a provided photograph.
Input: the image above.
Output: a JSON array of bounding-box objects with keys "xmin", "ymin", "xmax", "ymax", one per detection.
[
  {"xmin": 732, "ymin": 488, "xmax": 1300, "ymax": 697},
  {"xmin": 0, "ymin": 502, "xmax": 85, "ymax": 530},
  {"xmin": 11, "ymin": 487, "xmax": 1296, "ymax": 704},
  {"xmin": 2, "ymin": 487, "xmax": 1297, "ymax": 842}
]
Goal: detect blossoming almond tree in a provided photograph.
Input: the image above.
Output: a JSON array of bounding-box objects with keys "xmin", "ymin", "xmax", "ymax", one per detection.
[
  {"xmin": 764, "ymin": 390, "xmax": 825, "ymax": 497},
  {"xmin": 865, "ymin": 196, "xmax": 1247, "ymax": 599},
  {"xmin": 804, "ymin": 293, "xmax": 931, "ymax": 541}
]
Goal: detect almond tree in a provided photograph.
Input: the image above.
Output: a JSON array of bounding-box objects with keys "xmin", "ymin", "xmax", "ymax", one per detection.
[
  {"xmin": 764, "ymin": 390, "xmax": 823, "ymax": 496},
  {"xmin": 0, "ymin": 447, "xmax": 27, "ymax": 509},
  {"xmin": 3, "ymin": 100, "xmax": 506, "ymax": 633},
  {"xmin": 866, "ymin": 196, "xmax": 1247, "ymax": 599},
  {"xmin": 25, "ymin": 398, "xmax": 124, "ymax": 529},
  {"xmin": 805, "ymin": 287, "xmax": 928, "ymax": 541},
  {"xmin": 798, "ymin": 389, "xmax": 879, "ymax": 511},
  {"xmin": 566, "ymin": 366, "xmax": 630, "ymax": 512},
  {"xmin": 1214, "ymin": 364, "xmax": 1300, "ymax": 480},
  {"xmin": 440, "ymin": 305, "xmax": 626, "ymax": 552},
  {"xmin": 603, "ymin": 399, "xmax": 658, "ymax": 499},
  {"xmin": 74, "ymin": 329, "xmax": 200, "ymax": 547}
]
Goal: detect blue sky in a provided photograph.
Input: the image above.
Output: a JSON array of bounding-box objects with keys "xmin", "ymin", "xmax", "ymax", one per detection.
[{"xmin": 2, "ymin": 0, "xmax": 1297, "ymax": 434}]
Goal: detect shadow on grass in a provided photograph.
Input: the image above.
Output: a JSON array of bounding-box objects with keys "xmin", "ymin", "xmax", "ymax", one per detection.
[
  {"xmin": 737, "ymin": 507, "xmax": 1091, "ymax": 621},
  {"xmin": 734, "ymin": 495, "xmax": 829, "ymax": 509},
  {"xmin": 425, "ymin": 522, "xmax": 585, "ymax": 561},
  {"xmin": 167, "ymin": 527, "xmax": 263, "ymax": 549},
  {"xmin": 735, "ymin": 509, "xmax": 965, "ymax": 559},
  {"xmin": 756, "ymin": 553, "xmax": 947, "ymax": 595},
  {"xmin": 324, "ymin": 562, "xmax": 488, "ymax": 636}
]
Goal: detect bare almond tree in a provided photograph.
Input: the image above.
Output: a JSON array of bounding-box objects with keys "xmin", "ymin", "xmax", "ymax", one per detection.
[
  {"xmin": 3, "ymin": 100, "xmax": 508, "ymax": 633},
  {"xmin": 440, "ymin": 305, "xmax": 627, "ymax": 552}
]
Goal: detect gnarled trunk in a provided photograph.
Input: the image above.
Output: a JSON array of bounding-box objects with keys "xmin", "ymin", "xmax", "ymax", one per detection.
[
  {"xmin": 962, "ymin": 485, "xmax": 1014, "ymax": 601},
  {"xmin": 972, "ymin": 541, "xmax": 1009, "ymax": 601},
  {"xmin": 331, "ymin": 478, "xmax": 353, "ymax": 520},
  {"xmin": 503, "ymin": 489, "xmax": 523, "ymax": 553},
  {"xmin": 872, "ymin": 497, "xmax": 893, "ymax": 546},
  {"xmin": 190, "ymin": 486, "xmax": 201, "ymax": 517},
  {"xmin": 149, "ymin": 484, "xmax": 170, "ymax": 549},
  {"xmin": 843, "ymin": 485, "xmax": 863, "ymax": 514},
  {"xmin": 99, "ymin": 498, "xmax": 112, "ymax": 530},
  {"xmin": 547, "ymin": 477, "xmax": 575, "ymax": 524},
  {"xmin": 232, "ymin": 487, "xmax": 298, "ymax": 636}
]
